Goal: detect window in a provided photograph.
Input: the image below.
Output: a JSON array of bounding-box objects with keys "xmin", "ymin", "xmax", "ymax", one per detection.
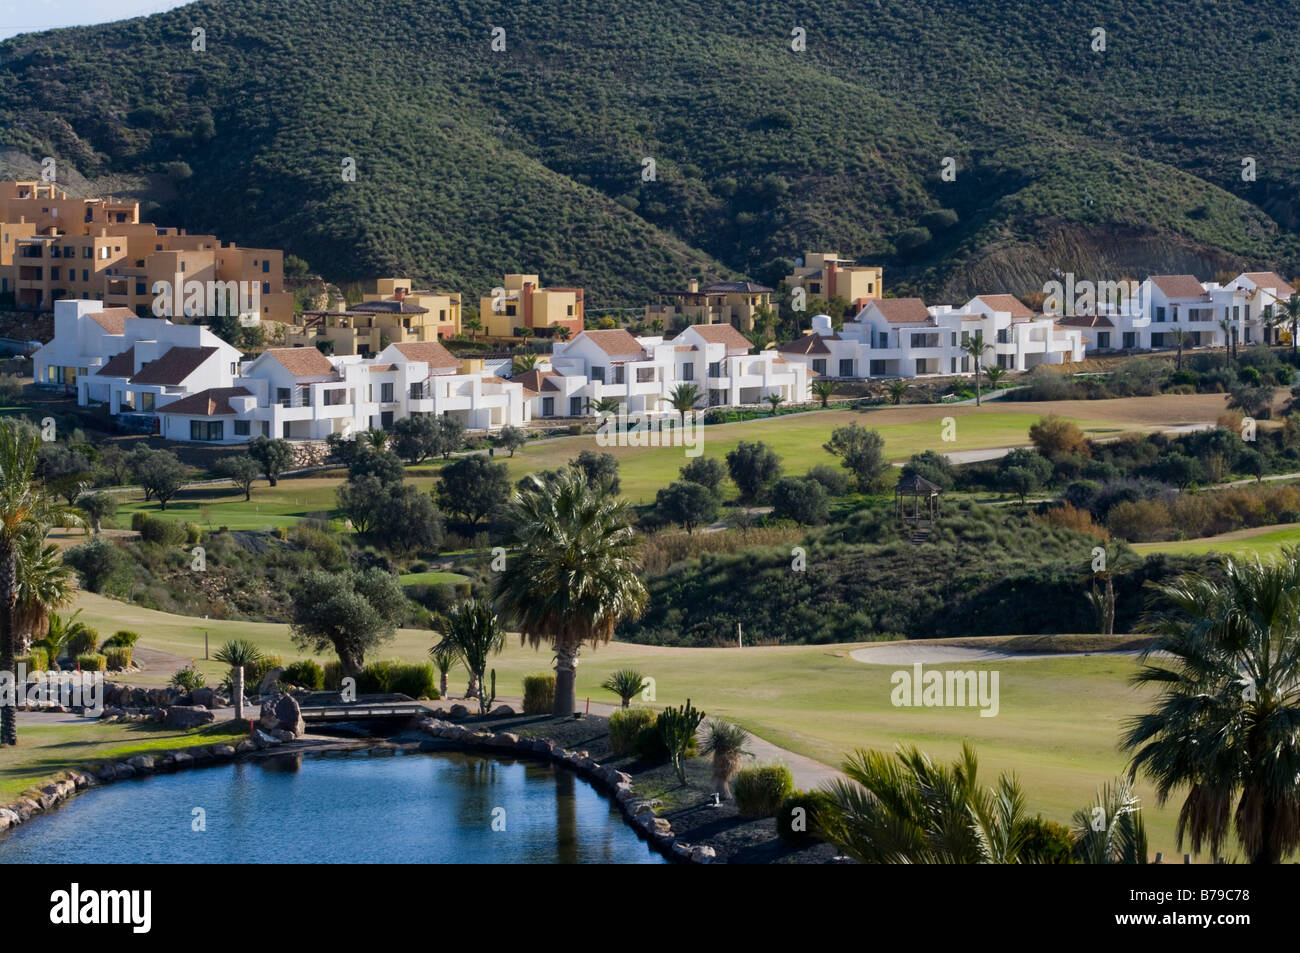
[
  {"xmin": 325, "ymin": 388, "xmax": 347, "ymax": 406},
  {"xmin": 381, "ymin": 382, "xmax": 394, "ymax": 403},
  {"xmin": 567, "ymin": 305, "xmax": 574, "ymax": 316},
  {"xmin": 680, "ymin": 364, "xmax": 694, "ymax": 380},
  {"xmin": 140, "ymin": 392, "xmax": 155, "ymax": 411},
  {"xmin": 263, "ymin": 260, "xmax": 270, "ymax": 273},
  {"xmin": 613, "ymin": 366, "xmax": 626, "ymax": 385},
  {"xmin": 542, "ymin": 397, "xmax": 555, "ymax": 417},
  {"xmin": 1155, "ymin": 307, "xmax": 1166, "ymax": 323},
  {"xmin": 50, "ymin": 268, "xmax": 59, "ymax": 281},
  {"xmin": 190, "ymin": 420, "xmax": 224, "ymax": 441},
  {"xmin": 839, "ymin": 359, "xmax": 854, "ymax": 377},
  {"xmin": 708, "ymin": 362, "xmax": 722, "ymax": 378},
  {"xmin": 135, "ymin": 282, "xmax": 146, "ymax": 296},
  {"xmin": 277, "ymin": 387, "xmax": 291, "ymax": 406},
  {"xmin": 83, "ymin": 248, "xmax": 91, "ymax": 259},
  {"xmin": 961, "ymin": 355, "xmax": 970, "ymax": 372},
  {"xmin": 570, "ymin": 396, "xmax": 583, "ymax": 416},
  {"xmin": 234, "ymin": 420, "xmax": 250, "ymax": 436},
  {"xmin": 409, "ymin": 382, "xmax": 424, "ymax": 400},
  {"xmin": 809, "ymin": 283, "xmax": 820, "ymax": 294},
  {"xmin": 636, "ymin": 367, "xmax": 655, "ymax": 383},
  {"xmin": 590, "ymin": 367, "xmax": 605, "ymax": 383},
  {"xmin": 812, "ymin": 359, "xmax": 826, "ymax": 375},
  {"xmin": 951, "ymin": 333, "xmax": 957, "ymax": 347},
  {"xmin": 1123, "ymin": 332, "xmax": 1137, "ymax": 349},
  {"xmin": 263, "ymin": 282, "xmax": 270, "ymax": 295},
  {"xmin": 1097, "ymin": 332, "xmax": 1111, "ymax": 349},
  {"xmin": 298, "ymin": 384, "xmax": 311, "ymax": 405},
  {"xmin": 505, "ymin": 304, "xmax": 517, "ymax": 316},
  {"xmin": 82, "ymin": 270, "xmax": 88, "ymax": 282}
]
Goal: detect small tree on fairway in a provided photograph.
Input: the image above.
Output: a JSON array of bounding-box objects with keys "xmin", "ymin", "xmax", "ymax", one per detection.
[
  {"xmin": 78, "ymin": 492, "xmax": 117, "ymax": 533},
  {"xmin": 215, "ymin": 455, "xmax": 260, "ymax": 501},
  {"xmin": 436, "ymin": 455, "xmax": 511, "ymax": 526},
  {"xmin": 726, "ymin": 440, "xmax": 782, "ymax": 502},
  {"xmin": 248, "ymin": 436, "xmax": 294, "ymax": 487},
  {"xmin": 496, "ymin": 425, "xmax": 526, "ymax": 457},
  {"xmin": 824, "ymin": 424, "xmax": 889, "ymax": 492},
  {"xmin": 132, "ymin": 449, "xmax": 190, "ymax": 511},
  {"xmin": 570, "ymin": 449, "xmax": 620, "ymax": 494},
  {"xmin": 434, "ymin": 416, "xmax": 465, "ymax": 459},
  {"xmin": 289, "ymin": 568, "xmax": 408, "ymax": 676},
  {"xmin": 391, "ymin": 414, "xmax": 441, "ymax": 465},
  {"xmin": 679, "ymin": 456, "xmax": 726, "ymax": 492},
  {"xmin": 655, "ymin": 480, "xmax": 719, "ymax": 533}
]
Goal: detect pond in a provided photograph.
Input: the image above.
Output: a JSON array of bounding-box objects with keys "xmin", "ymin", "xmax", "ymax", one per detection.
[{"xmin": 0, "ymin": 749, "xmax": 666, "ymax": 864}]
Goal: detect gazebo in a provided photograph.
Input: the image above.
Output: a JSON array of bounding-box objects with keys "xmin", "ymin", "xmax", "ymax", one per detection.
[{"xmin": 894, "ymin": 472, "xmax": 942, "ymax": 530}]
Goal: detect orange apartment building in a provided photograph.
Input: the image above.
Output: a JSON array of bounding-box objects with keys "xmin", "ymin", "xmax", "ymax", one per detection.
[
  {"xmin": 784, "ymin": 252, "xmax": 883, "ymax": 311},
  {"xmin": 291, "ymin": 277, "xmax": 463, "ymax": 356},
  {"xmin": 480, "ymin": 273, "xmax": 584, "ymax": 339},
  {"xmin": 0, "ymin": 181, "xmax": 293, "ymax": 323}
]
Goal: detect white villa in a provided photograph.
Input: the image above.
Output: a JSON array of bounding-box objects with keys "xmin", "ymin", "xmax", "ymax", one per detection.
[
  {"xmin": 34, "ymin": 300, "xmax": 530, "ymax": 443},
  {"xmin": 777, "ymin": 295, "xmax": 1084, "ymax": 380}
]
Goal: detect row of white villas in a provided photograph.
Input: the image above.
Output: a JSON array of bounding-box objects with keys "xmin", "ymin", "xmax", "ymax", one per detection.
[
  {"xmin": 1057, "ymin": 272, "xmax": 1297, "ymax": 352},
  {"xmin": 35, "ymin": 300, "xmax": 530, "ymax": 443},
  {"xmin": 777, "ymin": 295, "xmax": 1086, "ymax": 380},
  {"xmin": 515, "ymin": 324, "xmax": 809, "ymax": 418}
]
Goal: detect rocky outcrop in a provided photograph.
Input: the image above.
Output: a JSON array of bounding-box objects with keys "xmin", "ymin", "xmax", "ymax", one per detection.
[
  {"xmin": 164, "ymin": 706, "xmax": 215, "ymax": 728},
  {"xmin": 259, "ymin": 693, "xmax": 305, "ymax": 737}
]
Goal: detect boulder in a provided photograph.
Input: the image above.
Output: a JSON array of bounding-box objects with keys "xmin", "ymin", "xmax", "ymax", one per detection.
[
  {"xmin": 252, "ymin": 728, "xmax": 281, "ymax": 749},
  {"xmin": 259, "ymin": 693, "xmax": 305, "ymax": 736},
  {"xmin": 491, "ymin": 705, "xmax": 517, "ymax": 717},
  {"xmin": 171, "ymin": 752, "xmax": 194, "ymax": 767},
  {"xmin": 689, "ymin": 845, "xmax": 717, "ymax": 864},
  {"xmin": 447, "ymin": 704, "xmax": 470, "ymax": 720},
  {"xmin": 191, "ymin": 688, "xmax": 221, "ymax": 709},
  {"xmin": 488, "ymin": 732, "xmax": 519, "ymax": 747},
  {"xmin": 258, "ymin": 666, "xmax": 286, "ymax": 695},
  {"xmin": 126, "ymin": 755, "xmax": 155, "ymax": 773},
  {"xmin": 211, "ymin": 744, "xmax": 236, "ymax": 759},
  {"xmin": 164, "ymin": 706, "xmax": 215, "ymax": 729},
  {"xmin": 235, "ymin": 740, "xmax": 255, "ymax": 754},
  {"xmin": 271, "ymin": 728, "xmax": 294, "ymax": 743}
]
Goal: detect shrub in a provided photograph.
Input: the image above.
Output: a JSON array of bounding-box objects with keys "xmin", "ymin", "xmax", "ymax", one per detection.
[
  {"xmin": 805, "ymin": 464, "xmax": 851, "ymax": 496},
  {"xmin": 732, "ymin": 764, "xmax": 795, "ymax": 818},
  {"xmin": 18, "ymin": 648, "xmax": 48, "ymax": 672},
  {"xmin": 522, "ymin": 672, "xmax": 556, "ymax": 714},
  {"xmin": 184, "ymin": 522, "xmax": 202, "ymax": 545},
  {"xmin": 770, "ymin": 476, "xmax": 830, "ymax": 525},
  {"xmin": 67, "ymin": 627, "xmax": 99, "ymax": 658},
  {"xmin": 1107, "ymin": 498, "xmax": 1173, "ymax": 542},
  {"xmin": 1029, "ymin": 415, "xmax": 1090, "ymax": 458},
  {"xmin": 63, "ymin": 536, "xmax": 127, "ymax": 594},
  {"xmin": 322, "ymin": 660, "xmax": 345, "ymax": 691},
  {"xmin": 1020, "ymin": 816, "xmax": 1077, "ymax": 864},
  {"xmin": 281, "ymin": 659, "xmax": 326, "ymax": 690},
  {"xmin": 103, "ymin": 646, "xmax": 132, "ymax": 671},
  {"xmin": 776, "ymin": 789, "xmax": 836, "ymax": 845},
  {"xmin": 609, "ymin": 706, "xmax": 657, "ymax": 756},
  {"xmin": 77, "ymin": 653, "xmax": 107, "ymax": 672},
  {"xmin": 170, "ymin": 665, "xmax": 206, "ymax": 692},
  {"xmin": 136, "ymin": 513, "xmax": 188, "ymax": 545},
  {"xmin": 388, "ymin": 661, "xmax": 438, "ymax": 699},
  {"xmin": 104, "ymin": 630, "xmax": 140, "ymax": 648},
  {"xmin": 356, "ymin": 659, "xmax": 398, "ymax": 694},
  {"xmin": 249, "ymin": 653, "xmax": 284, "ymax": 687}
]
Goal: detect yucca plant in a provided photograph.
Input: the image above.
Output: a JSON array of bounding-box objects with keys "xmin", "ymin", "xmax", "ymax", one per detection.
[
  {"xmin": 213, "ymin": 639, "xmax": 266, "ymax": 687},
  {"xmin": 601, "ymin": 668, "xmax": 647, "ymax": 707},
  {"xmin": 700, "ymin": 719, "xmax": 752, "ymax": 799}
]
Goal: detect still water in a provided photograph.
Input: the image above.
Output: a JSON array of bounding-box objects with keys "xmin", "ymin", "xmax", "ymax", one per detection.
[{"xmin": 0, "ymin": 749, "xmax": 666, "ymax": 864}]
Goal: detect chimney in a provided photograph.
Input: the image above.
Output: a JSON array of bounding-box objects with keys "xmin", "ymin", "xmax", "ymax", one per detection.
[
  {"xmin": 394, "ymin": 287, "xmax": 407, "ymax": 302},
  {"xmin": 688, "ymin": 278, "xmax": 699, "ymax": 294}
]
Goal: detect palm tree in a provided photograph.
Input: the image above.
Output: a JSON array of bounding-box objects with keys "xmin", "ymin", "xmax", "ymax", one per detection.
[
  {"xmin": 1278, "ymin": 292, "xmax": 1300, "ymax": 355},
  {"xmin": 1219, "ymin": 316, "xmax": 1237, "ymax": 364},
  {"xmin": 1123, "ymin": 550, "xmax": 1300, "ymax": 863},
  {"xmin": 364, "ymin": 428, "xmax": 389, "ymax": 450},
  {"xmin": 983, "ymin": 365, "xmax": 1006, "ymax": 390},
  {"xmin": 1071, "ymin": 777, "xmax": 1149, "ymax": 864},
  {"xmin": 465, "ymin": 315, "xmax": 483, "ymax": 340},
  {"xmin": 765, "ymin": 393, "xmax": 784, "ymax": 415},
  {"xmin": 1170, "ymin": 327, "xmax": 1187, "ymax": 370},
  {"xmin": 586, "ymin": 396, "xmax": 622, "ymax": 417},
  {"xmin": 650, "ymin": 318, "xmax": 664, "ymax": 335},
  {"xmin": 0, "ymin": 422, "xmax": 82, "ymax": 744},
  {"xmin": 1083, "ymin": 542, "xmax": 1142, "ymax": 636},
  {"xmin": 886, "ymin": 379, "xmax": 909, "ymax": 405},
  {"xmin": 38, "ymin": 609, "xmax": 89, "ymax": 669},
  {"xmin": 14, "ymin": 533, "xmax": 74, "ymax": 657},
  {"xmin": 962, "ymin": 332, "xmax": 994, "ymax": 405},
  {"xmin": 600, "ymin": 668, "xmax": 647, "ymax": 707},
  {"xmin": 810, "ymin": 379, "xmax": 836, "ymax": 408},
  {"xmin": 495, "ymin": 469, "xmax": 648, "ymax": 715},
  {"xmin": 213, "ymin": 639, "xmax": 266, "ymax": 692},
  {"xmin": 700, "ymin": 719, "xmax": 752, "ymax": 800},
  {"xmin": 554, "ymin": 325, "xmax": 572, "ymax": 342},
  {"xmin": 431, "ymin": 598, "xmax": 504, "ymax": 713},
  {"xmin": 512, "ymin": 353, "xmax": 538, "ymax": 375},
  {"xmin": 819, "ymin": 743, "xmax": 1031, "ymax": 863},
  {"xmin": 666, "ymin": 383, "xmax": 701, "ymax": 415},
  {"xmin": 430, "ymin": 639, "xmax": 455, "ymax": 698}
]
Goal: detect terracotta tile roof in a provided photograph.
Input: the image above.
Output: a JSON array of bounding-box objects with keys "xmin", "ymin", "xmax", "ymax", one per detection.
[
  {"xmin": 95, "ymin": 346, "xmax": 135, "ymax": 377},
  {"xmin": 1056, "ymin": 315, "xmax": 1114, "ymax": 328},
  {"xmin": 572, "ymin": 329, "xmax": 643, "ymax": 355},
  {"xmin": 778, "ymin": 334, "xmax": 831, "ymax": 355},
  {"xmin": 975, "ymin": 294, "xmax": 1035, "ymax": 318},
  {"xmin": 392, "ymin": 340, "xmax": 458, "ymax": 370},
  {"xmin": 264, "ymin": 347, "xmax": 336, "ymax": 377},
  {"xmin": 1241, "ymin": 272, "xmax": 1296, "ymax": 295},
  {"xmin": 157, "ymin": 386, "xmax": 252, "ymax": 417},
  {"xmin": 87, "ymin": 307, "xmax": 134, "ymax": 334},
  {"xmin": 1150, "ymin": 275, "xmax": 1209, "ymax": 300},
  {"xmin": 129, "ymin": 346, "xmax": 218, "ymax": 386},
  {"xmin": 686, "ymin": 323, "xmax": 753, "ymax": 350},
  {"xmin": 869, "ymin": 297, "xmax": 932, "ymax": 323},
  {"xmin": 513, "ymin": 369, "xmax": 562, "ymax": 395}
]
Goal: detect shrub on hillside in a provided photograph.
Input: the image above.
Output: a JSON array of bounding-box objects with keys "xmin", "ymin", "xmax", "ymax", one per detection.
[
  {"xmin": 522, "ymin": 673, "xmax": 556, "ymax": 714},
  {"xmin": 733, "ymin": 764, "xmax": 794, "ymax": 818}
]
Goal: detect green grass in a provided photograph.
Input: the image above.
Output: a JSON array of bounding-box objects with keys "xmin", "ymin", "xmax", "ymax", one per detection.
[
  {"xmin": 0, "ymin": 721, "xmax": 247, "ymax": 800},
  {"xmin": 69, "ymin": 590, "xmax": 1214, "ymax": 858},
  {"xmin": 398, "ymin": 571, "xmax": 469, "ymax": 586},
  {"xmin": 1133, "ymin": 522, "xmax": 1300, "ymax": 559}
]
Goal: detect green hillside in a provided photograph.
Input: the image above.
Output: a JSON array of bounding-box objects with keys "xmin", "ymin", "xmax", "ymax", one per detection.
[{"xmin": 0, "ymin": 0, "xmax": 1296, "ymax": 305}]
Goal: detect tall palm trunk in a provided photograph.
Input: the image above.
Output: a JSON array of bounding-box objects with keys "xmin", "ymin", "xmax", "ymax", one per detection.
[
  {"xmin": 0, "ymin": 538, "xmax": 17, "ymax": 746},
  {"xmin": 554, "ymin": 641, "xmax": 579, "ymax": 716},
  {"xmin": 973, "ymin": 361, "xmax": 982, "ymax": 406}
]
